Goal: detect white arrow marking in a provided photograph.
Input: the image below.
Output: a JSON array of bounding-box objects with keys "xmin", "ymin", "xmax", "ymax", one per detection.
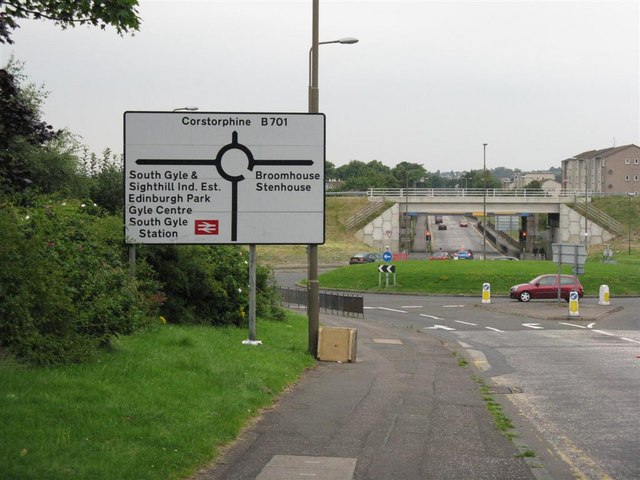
[
  {"xmin": 455, "ymin": 320, "xmax": 477, "ymax": 326},
  {"xmin": 425, "ymin": 325, "xmax": 456, "ymax": 331},
  {"xmin": 522, "ymin": 323, "xmax": 544, "ymax": 329},
  {"xmin": 485, "ymin": 326, "xmax": 503, "ymax": 332},
  {"xmin": 587, "ymin": 322, "xmax": 595, "ymax": 329},
  {"xmin": 559, "ymin": 322, "xmax": 587, "ymax": 329},
  {"xmin": 379, "ymin": 307, "xmax": 408, "ymax": 314},
  {"xmin": 420, "ymin": 313, "xmax": 444, "ymax": 320}
]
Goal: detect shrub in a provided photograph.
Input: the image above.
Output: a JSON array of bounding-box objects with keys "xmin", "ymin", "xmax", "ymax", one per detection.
[
  {"xmin": 0, "ymin": 199, "xmax": 161, "ymax": 365},
  {"xmin": 141, "ymin": 244, "xmax": 285, "ymax": 326}
]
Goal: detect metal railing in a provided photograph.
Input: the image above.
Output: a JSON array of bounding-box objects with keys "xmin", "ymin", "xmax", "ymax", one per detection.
[
  {"xmin": 366, "ymin": 188, "xmax": 594, "ymax": 198},
  {"xmin": 570, "ymin": 202, "xmax": 625, "ymax": 235},
  {"xmin": 279, "ymin": 287, "xmax": 364, "ymax": 317},
  {"xmin": 345, "ymin": 197, "xmax": 385, "ymax": 231}
]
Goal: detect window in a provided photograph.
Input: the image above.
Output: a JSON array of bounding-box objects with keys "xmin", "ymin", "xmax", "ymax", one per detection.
[
  {"xmin": 635, "ymin": 176, "xmax": 639, "ymax": 182},
  {"xmin": 625, "ymin": 175, "xmax": 630, "ymax": 181},
  {"xmin": 635, "ymin": 158, "xmax": 639, "ymax": 164},
  {"xmin": 625, "ymin": 158, "xmax": 631, "ymax": 164}
]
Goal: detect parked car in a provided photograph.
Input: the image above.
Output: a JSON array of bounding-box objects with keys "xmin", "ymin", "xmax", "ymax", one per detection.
[
  {"xmin": 438, "ymin": 224, "xmax": 447, "ymax": 230},
  {"xmin": 349, "ymin": 252, "xmax": 380, "ymax": 264},
  {"xmin": 453, "ymin": 249, "xmax": 474, "ymax": 260},
  {"xmin": 493, "ymin": 256, "xmax": 519, "ymax": 261},
  {"xmin": 434, "ymin": 215, "xmax": 443, "ymax": 224},
  {"xmin": 429, "ymin": 251, "xmax": 451, "ymax": 260},
  {"xmin": 459, "ymin": 219, "xmax": 468, "ymax": 227},
  {"xmin": 509, "ymin": 274, "xmax": 584, "ymax": 302}
]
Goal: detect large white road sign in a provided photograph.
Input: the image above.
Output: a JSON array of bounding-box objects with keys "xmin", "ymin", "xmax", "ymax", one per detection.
[{"xmin": 124, "ymin": 112, "xmax": 325, "ymax": 244}]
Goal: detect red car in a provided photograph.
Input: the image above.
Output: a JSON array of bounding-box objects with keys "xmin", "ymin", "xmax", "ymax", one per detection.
[
  {"xmin": 429, "ymin": 251, "xmax": 451, "ymax": 260},
  {"xmin": 509, "ymin": 274, "xmax": 584, "ymax": 302}
]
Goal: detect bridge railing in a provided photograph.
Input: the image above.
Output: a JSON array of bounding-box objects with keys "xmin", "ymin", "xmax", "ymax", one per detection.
[{"xmin": 365, "ymin": 188, "xmax": 592, "ymax": 198}]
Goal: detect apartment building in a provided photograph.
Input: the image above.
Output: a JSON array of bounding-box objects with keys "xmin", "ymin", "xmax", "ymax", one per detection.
[{"xmin": 561, "ymin": 144, "xmax": 640, "ymax": 194}]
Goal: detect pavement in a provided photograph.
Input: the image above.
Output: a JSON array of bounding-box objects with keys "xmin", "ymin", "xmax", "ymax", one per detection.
[{"xmin": 192, "ymin": 312, "xmax": 555, "ymax": 480}]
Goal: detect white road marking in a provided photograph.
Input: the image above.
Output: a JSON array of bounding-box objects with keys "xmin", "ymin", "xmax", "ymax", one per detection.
[
  {"xmin": 378, "ymin": 307, "xmax": 408, "ymax": 314},
  {"xmin": 522, "ymin": 323, "xmax": 544, "ymax": 329},
  {"xmin": 424, "ymin": 325, "xmax": 456, "ymax": 331},
  {"xmin": 559, "ymin": 322, "xmax": 587, "ymax": 329},
  {"xmin": 443, "ymin": 305, "xmax": 465, "ymax": 308},
  {"xmin": 621, "ymin": 337, "xmax": 640, "ymax": 344},
  {"xmin": 485, "ymin": 326, "xmax": 503, "ymax": 332},
  {"xmin": 419, "ymin": 313, "xmax": 444, "ymax": 320},
  {"xmin": 592, "ymin": 329, "xmax": 615, "ymax": 336},
  {"xmin": 401, "ymin": 305, "xmax": 423, "ymax": 309},
  {"xmin": 455, "ymin": 320, "xmax": 477, "ymax": 326},
  {"xmin": 587, "ymin": 322, "xmax": 596, "ymax": 329}
]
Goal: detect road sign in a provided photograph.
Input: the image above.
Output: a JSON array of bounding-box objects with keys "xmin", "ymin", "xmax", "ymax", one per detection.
[
  {"xmin": 124, "ymin": 111, "xmax": 325, "ymax": 244},
  {"xmin": 382, "ymin": 251, "xmax": 393, "ymax": 262},
  {"xmin": 378, "ymin": 264, "xmax": 396, "ymax": 273}
]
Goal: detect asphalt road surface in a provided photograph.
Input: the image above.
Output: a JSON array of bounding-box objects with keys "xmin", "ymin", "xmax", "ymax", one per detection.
[{"xmin": 358, "ymin": 293, "xmax": 640, "ymax": 480}]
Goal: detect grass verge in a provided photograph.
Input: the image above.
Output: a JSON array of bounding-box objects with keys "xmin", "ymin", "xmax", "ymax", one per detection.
[
  {"xmin": 318, "ymin": 259, "xmax": 640, "ymax": 296},
  {"xmin": 0, "ymin": 313, "xmax": 315, "ymax": 480}
]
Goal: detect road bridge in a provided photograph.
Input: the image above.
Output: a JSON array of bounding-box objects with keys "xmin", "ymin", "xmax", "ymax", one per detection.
[{"xmin": 343, "ymin": 188, "xmax": 616, "ymax": 255}]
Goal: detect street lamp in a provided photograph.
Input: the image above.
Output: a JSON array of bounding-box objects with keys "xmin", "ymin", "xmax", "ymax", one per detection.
[
  {"xmin": 307, "ymin": 0, "xmax": 358, "ymax": 357},
  {"xmin": 482, "ymin": 143, "xmax": 488, "ymax": 260}
]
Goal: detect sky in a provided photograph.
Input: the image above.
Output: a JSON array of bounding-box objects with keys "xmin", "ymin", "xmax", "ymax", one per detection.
[{"xmin": 2, "ymin": 0, "xmax": 639, "ymax": 172}]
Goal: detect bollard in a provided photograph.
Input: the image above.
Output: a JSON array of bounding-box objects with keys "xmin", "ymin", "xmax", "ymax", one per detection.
[
  {"xmin": 569, "ymin": 290, "xmax": 580, "ymax": 317},
  {"xmin": 482, "ymin": 282, "xmax": 491, "ymax": 304},
  {"xmin": 598, "ymin": 285, "xmax": 611, "ymax": 306}
]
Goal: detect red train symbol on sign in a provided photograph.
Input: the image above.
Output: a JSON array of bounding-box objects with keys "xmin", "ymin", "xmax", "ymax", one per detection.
[{"xmin": 195, "ymin": 220, "xmax": 219, "ymax": 235}]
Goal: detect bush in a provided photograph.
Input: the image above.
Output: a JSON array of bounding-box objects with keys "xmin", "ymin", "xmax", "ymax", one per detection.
[
  {"xmin": 0, "ymin": 199, "xmax": 162, "ymax": 365},
  {"xmin": 141, "ymin": 244, "xmax": 285, "ymax": 326}
]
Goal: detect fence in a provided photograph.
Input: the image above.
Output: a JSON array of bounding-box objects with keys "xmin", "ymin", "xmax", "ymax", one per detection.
[{"xmin": 278, "ymin": 287, "xmax": 364, "ymax": 317}]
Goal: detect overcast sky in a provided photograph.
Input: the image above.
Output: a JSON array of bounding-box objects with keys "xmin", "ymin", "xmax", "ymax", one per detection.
[{"xmin": 2, "ymin": 0, "xmax": 639, "ymax": 172}]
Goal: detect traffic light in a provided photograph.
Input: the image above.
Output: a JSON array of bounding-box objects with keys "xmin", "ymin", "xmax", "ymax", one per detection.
[{"xmin": 519, "ymin": 230, "xmax": 527, "ymax": 241}]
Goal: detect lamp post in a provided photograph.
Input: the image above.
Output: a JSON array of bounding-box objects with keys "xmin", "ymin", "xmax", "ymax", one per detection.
[
  {"xmin": 629, "ymin": 192, "xmax": 633, "ymax": 255},
  {"xmin": 307, "ymin": 0, "xmax": 358, "ymax": 356},
  {"xmin": 482, "ymin": 143, "xmax": 488, "ymax": 260}
]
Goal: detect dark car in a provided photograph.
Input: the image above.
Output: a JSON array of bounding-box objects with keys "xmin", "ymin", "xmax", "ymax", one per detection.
[
  {"xmin": 434, "ymin": 215, "xmax": 443, "ymax": 224},
  {"xmin": 453, "ymin": 249, "xmax": 473, "ymax": 260},
  {"xmin": 429, "ymin": 251, "xmax": 451, "ymax": 260},
  {"xmin": 438, "ymin": 224, "xmax": 447, "ymax": 230},
  {"xmin": 509, "ymin": 274, "xmax": 584, "ymax": 302},
  {"xmin": 349, "ymin": 252, "xmax": 380, "ymax": 264}
]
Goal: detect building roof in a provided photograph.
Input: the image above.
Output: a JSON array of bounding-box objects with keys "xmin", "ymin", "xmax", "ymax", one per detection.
[{"xmin": 563, "ymin": 144, "xmax": 639, "ymax": 163}]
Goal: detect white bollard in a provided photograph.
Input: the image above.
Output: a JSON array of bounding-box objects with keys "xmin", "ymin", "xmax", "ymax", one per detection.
[
  {"xmin": 482, "ymin": 282, "xmax": 491, "ymax": 304},
  {"xmin": 569, "ymin": 290, "xmax": 580, "ymax": 317},
  {"xmin": 598, "ymin": 285, "xmax": 611, "ymax": 305}
]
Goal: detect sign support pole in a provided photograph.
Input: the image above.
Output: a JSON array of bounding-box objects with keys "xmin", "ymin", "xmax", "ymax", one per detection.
[{"xmin": 249, "ymin": 244, "xmax": 257, "ymax": 342}]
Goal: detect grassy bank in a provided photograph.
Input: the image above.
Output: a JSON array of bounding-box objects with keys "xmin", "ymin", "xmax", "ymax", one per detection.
[
  {"xmin": 0, "ymin": 314, "xmax": 315, "ymax": 480},
  {"xmin": 318, "ymin": 260, "xmax": 640, "ymax": 296}
]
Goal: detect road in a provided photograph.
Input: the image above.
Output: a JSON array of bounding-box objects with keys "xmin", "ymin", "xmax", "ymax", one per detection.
[
  {"xmin": 429, "ymin": 214, "xmax": 501, "ymax": 258},
  {"xmin": 358, "ymin": 293, "xmax": 640, "ymax": 480},
  {"xmin": 276, "ymin": 268, "xmax": 639, "ymax": 479}
]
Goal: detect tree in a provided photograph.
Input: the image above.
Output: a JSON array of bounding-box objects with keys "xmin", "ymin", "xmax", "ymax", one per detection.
[
  {"xmin": 0, "ymin": 64, "xmax": 59, "ymax": 194},
  {"xmin": 0, "ymin": 0, "xmax": 141, "ymax": 44}
]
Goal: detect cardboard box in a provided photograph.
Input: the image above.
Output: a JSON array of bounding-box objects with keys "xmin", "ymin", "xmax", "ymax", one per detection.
[{"xmin": 317, "ymin": 327, "xmax": 357, "ymax": 362}]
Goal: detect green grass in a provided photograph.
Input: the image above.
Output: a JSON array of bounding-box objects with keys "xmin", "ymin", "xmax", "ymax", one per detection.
[
  {"xmin": 0, "ymin": 313, "xmax": 315, "ymax": 480},
  {"xmin": 318, "ymin": 259, "xmax": 640, "ymax": 296}
]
